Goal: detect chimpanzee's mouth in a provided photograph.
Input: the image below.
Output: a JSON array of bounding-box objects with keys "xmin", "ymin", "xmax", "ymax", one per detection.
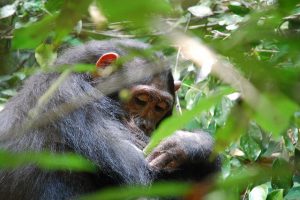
[{"xmin": 132, "ymin": 117, "xmax": 155, "ymax": 136}]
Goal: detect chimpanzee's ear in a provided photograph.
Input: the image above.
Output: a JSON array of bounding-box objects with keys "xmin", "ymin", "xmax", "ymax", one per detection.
[
  {"xmin": 174, "ymin": 81, "xmax": 181, "ymax": 92},
  {"xmin": 96, "ymin": 52, "xmax": 119, "ymax": 68}
]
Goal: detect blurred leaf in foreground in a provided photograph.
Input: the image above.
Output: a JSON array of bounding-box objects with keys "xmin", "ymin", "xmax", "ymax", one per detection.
[
  {"xmin": 45, "ymin": 0, "xmax": 64, "ymax": 13},
  {"xmin": 0, "ymin": 150, "xmax": 96, "ymax": 172},
  {"xmin": 35, "ymin": 43, "xmax": 57, "ymax": 68},
  {"xmin": 54, "ymin": 0, "xmax": 93, "ymax": 41},
  {"xmin": 254, "ymin": 93, "xmax": 298, "ymax": 136},
  {"xmin": 12, "ymin": 15, "xmax": 56, "ymax": 49},
  {"xmin": 80, "ymin": 182, "xmax": 191, "ymax": 200},
  {"xmin": 98, "ymin": 0, "xmax": 171, "ymax": 25},
  {"xmin": 145, "ymin": 87, "xmax": 234, "ymax": 154}
]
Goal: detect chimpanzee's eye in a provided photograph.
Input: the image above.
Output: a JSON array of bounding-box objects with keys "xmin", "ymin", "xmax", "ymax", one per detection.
[
  {"xmin": 155, "ymin": 105, "xmax": 164, "ymax": 112},
  {"xmin": 134, "ymin": 94, "xmax": 148, "ymax": 106},
  {"xmin": 155, "ymin": 102, "xmax": 168, "ymax": 112}
]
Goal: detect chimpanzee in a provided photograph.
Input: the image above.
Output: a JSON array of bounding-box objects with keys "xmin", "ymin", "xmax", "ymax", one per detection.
[{"xmin": 0, "ymin": 39, "xmax": 220, "ymax": 200}]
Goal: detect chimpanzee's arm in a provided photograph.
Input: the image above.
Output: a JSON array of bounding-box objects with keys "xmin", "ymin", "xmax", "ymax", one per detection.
[
  {"xmin": 147, "ymin": 131, "xmax": 220, "ymax": 181},
  {"xmin": 52, "ymin": 73, "xmax": 152, "ymax": 185},
  {"xmin": 59, "ymin": 106, "xmax": 152, "ymax": 185},
  {"xmin": 0, "ymin": 72, "xmax": 152, "ymax": 185}
]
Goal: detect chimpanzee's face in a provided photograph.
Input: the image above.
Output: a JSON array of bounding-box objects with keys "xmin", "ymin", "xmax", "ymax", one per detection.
[
  {"xmin": 92, "ymin": 50, "xmax": 177, "ymax": 136},
  {"xmin": 122, "ymin": 74, "xmax": 174, "ymax": 136}
]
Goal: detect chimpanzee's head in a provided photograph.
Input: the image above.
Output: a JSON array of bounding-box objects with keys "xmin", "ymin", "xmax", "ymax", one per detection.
[{"xmin": 55, "ymin": 39, "xmax": 181, "ymax": 136}]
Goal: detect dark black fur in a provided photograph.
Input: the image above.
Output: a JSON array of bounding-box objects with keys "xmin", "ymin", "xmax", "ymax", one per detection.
[{"xmin": 0, "ymin": 39, "xmax": 219, "ymax": 200}]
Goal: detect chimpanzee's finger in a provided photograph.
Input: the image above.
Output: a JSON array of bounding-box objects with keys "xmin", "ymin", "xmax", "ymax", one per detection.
[
  {"xmin": 146, "ymin": 150, "xmax": 162, "ymax": 163},
  {"xmin": 148, "ymin": 152, "xmax": 173, "ymax": 170},
  {"xmin": 150, "ymin": 145, "xmax": 188, "ymax": 170},
  {"xmin": 146, "ymin": 139, "xmax": 177, "ymax": 162},
  {"xmin": 165, "ymin": 160, "xmax": 180, "ymax": 169}
]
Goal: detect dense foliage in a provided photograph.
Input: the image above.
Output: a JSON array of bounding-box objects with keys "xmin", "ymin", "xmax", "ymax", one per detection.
[{"xmin": 1, "ymin": 0, "xmax": 300, "ymax": 199}]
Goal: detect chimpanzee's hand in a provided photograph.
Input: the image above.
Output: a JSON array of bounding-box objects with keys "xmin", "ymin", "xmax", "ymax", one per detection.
[{"xmin": 146, "ymin": 130, "xmax": 214, "ymax": 171}]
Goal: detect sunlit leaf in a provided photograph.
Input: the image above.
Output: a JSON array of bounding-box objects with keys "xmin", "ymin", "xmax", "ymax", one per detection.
[
  {"xmin": 188, "ymin": 5, "xmax": 213, "ymax": 18},
  {"xmin": 267, "ymin": 189, "xmax": 283, "ymax": 200},
  {"xmin": 240, "ymin": 133, "xmax": 262, "ymax": 161},
  {"xmin": 0, "ymin": 3, "xmax": 16, "ymax": 19},
  {"xmin": 249, "ymin": 184, "xmax": 268, "ymax": 200}
]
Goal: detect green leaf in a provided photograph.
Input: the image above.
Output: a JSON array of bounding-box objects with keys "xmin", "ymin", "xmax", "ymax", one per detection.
[
  {"xmin": 97, "ymin": 0, "xmax": 171, "ymax": 25},
  {"xmin": 144, "ymin": 87, "xmax": 234, "ymax": 154},
  {"xmin": 80, "ymin": 182, "xmax": 191, "ymax": 200},
  {"xmin": 254, "ymin": 94, "xmax": 298, "ymax": 136},
  {"xmin": 284, "ymin": 132, "xmax": 295, "ymax": 153},
  {"xmin": 271, "ymin": 159, "xmax": 293, "ymax": 192},
  {"xmin": 278, "ymin": 0, "xmax": 299, "ymax": 13},
  {"xmin": 295, "ymin": 147, "xmax": 300, "ymax": 173},
  {"xmin": 228, "ymin": 2, "xmax": 250, "ymax": 16},
  {"xmin": 240, "ymin": 134, "xmax": 262, "ymax": 161},
  {"xmin": 13, "ymin": 0, "xmax": 93, "ymax": 49},
  {"xmin": 0, "ymin": 3, "xmax": 16, "ymax": 19},
  {"xmin": 188, "ymin": 5, "xmax": 213, "ymax": 18},
  {"xmin": 221, "ymin": 156, "xmax": 231, "ymax": 179},
  {"xmin": 249, "ymin": 184, "xmax": 268, "ymax": 200},
  {"xmin": 70, "ymin": 64, "xmax": 96, "ymax": 73},
  {"xmin": 12, "ymin": 15, "xmax": 56, "ymax": 49},
  {"xmin": 267, "ymin": 189, "xmax": 283, "ymax": 200},
  {"xmin": 284, "ymin": 187, "xmax": 300, "ymax": 200},
  {"xmin": 215, "ymin": 102, "xmax": 249, "ymax": 152},
  {"xmin": 35, "ymin": 43, "xmax": 57, "ymax": 68},
  {"xmin": 45, "ymin": 64, "xmax": 96, "ymax": 73},
  {"xmin": 54, "ymin": 0, "xmax": 93, "ymax": 41},
  {"xmin": 1, "ymin": 89, "xmax": 17, "ymax": 97},
  {"xmin": 45, "ymin": 0, "xmax": 64, "ymax": 13},
  {"xmin": 218, "ymin": 166, "xmax": 271, "ymax": 191},
  {"xmin": 0, "ymin": 150, "xmax": 96, "ymax": 172}
]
